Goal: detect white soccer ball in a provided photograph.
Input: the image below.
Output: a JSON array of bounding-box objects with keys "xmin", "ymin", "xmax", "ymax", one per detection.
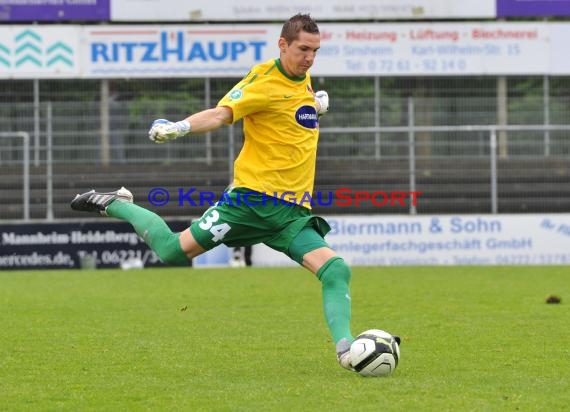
[{"xmin": 350, "ymin": 329, "xmax": 401, "ymax": 377}]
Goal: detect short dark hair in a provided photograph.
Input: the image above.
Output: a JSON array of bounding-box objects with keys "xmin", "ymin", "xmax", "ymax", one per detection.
[{"xmin": 280, "ymin": 13, "xmax": 319, "ymax": 44}]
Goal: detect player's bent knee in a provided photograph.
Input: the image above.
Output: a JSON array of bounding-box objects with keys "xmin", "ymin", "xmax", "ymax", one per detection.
[
  {"xmin": 317, "ymin": 256, "xmax": 351, "ymax": 285},
  {"xmin": 156, "ymin": 233, "xmax": 189, "ymax": 266}
]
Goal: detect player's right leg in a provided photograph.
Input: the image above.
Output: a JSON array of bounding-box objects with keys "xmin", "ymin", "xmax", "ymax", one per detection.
[
  {"xmin": 71, "ymin": 187, "xmax": 204, "ymax": 265},
  {"xmin": 287, "ymin": 226, "xmax": 355, "ymax": 371}
]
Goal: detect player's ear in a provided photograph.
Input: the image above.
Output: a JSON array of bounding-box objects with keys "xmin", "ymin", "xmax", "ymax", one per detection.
[{"xmin": 278, "ymin": 37, "xmax": 287, "ymax": 53}]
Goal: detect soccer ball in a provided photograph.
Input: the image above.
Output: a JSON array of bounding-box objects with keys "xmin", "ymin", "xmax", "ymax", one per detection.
[{"xmin": 350, "ymin": 329, "xmax": 401, "ymax": 377}]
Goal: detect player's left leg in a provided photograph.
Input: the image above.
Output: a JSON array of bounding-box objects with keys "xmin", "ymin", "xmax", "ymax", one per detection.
[
  {"xmin": 106, "ymin": 200, "xmax": 195, "ymax": 265},
  {"xmin": 288, "ymin": 227, "xmax": 354, "ymax": 370},
  {"xmin": 71, "ymin": 187, "xmax": 196, "ymax": 265}
]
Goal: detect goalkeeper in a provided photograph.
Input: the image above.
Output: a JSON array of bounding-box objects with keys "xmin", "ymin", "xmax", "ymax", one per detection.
[{"xmin": 71, "ymin": 13, "xmax": 355, "ymax": 371}]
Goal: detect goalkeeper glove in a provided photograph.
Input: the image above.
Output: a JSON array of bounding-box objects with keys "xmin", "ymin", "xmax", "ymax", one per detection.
[
  {"xmin": 148, "ymin": 118, "xmax": 191, "ymax": 143},
  {"xmin": 315, "ymin": 90, "xmax": 329, "ymax": 115}
]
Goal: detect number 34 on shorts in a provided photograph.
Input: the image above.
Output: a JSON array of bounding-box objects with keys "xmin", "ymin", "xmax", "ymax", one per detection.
[{"xmin": 197, "ymin": 210, "xmax": 231, "ymax": 242}]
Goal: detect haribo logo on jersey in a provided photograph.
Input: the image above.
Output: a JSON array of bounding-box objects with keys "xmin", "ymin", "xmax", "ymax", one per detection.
[{"xmin": 295, "ymin": 105, "xmax": 318, "ymax": 129}]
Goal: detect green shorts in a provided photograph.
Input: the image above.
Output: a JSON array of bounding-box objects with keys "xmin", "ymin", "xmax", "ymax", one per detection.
[{"xmin": 189, "ymin": 188, "xmax": 331, "ymax": 261}]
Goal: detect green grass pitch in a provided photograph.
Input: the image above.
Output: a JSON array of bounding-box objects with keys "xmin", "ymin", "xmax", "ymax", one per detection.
[{"xmin": 1, "ymin": 266, "xmax": 568, "ymax": 411}]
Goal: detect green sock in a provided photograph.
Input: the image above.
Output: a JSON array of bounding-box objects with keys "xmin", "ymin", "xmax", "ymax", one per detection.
[
  {"xmin": 106, "ymin": 200, "xmax": 188, "ymax": 266},
  {"xmin": 317, "ymin": 257, "xmax": 354, "ymax": 344}
]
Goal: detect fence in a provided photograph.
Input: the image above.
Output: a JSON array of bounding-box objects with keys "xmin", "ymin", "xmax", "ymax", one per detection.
[{"xmin": 1, "ymin": 76, "xmax": 570, "ymax": 221}]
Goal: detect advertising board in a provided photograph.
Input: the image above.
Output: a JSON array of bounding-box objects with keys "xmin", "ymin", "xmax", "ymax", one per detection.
[
  {"xmin": 0, "ymin": 220, "xmax": 190, "ymax": 270},
  {"xmin": 110, "ymin": 0, "xmax": 495, "ymax": 22},
  {"xmin": 0, "ymin": 0, "xmax": 110, "ymax": 22},
  {"xmin": 1, "ymin": 22, "xmax": 567, "ymax": 78},
  {"xmin": 251, "ymin": 214, "xmax": 570, "ymax": 267},
  {"xmin": 497, "ymin": 0, "xmax": 570, "ymax": 17}
]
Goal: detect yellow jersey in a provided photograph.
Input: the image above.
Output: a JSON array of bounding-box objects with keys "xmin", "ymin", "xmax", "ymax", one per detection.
[{"xmin": 217, "ymin": 58, "xmax": 319, "ymax": 209}]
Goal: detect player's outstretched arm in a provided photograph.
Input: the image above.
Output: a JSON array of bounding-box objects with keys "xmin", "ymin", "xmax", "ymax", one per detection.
[{"xmin": 149, "ymin": 106, "xmax": 233, "ymax": 144}]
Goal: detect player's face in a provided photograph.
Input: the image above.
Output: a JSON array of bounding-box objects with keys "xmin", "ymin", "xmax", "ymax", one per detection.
[{"xmin": 279, "ymin": 30, "xmax": 320, "ymax": 77}]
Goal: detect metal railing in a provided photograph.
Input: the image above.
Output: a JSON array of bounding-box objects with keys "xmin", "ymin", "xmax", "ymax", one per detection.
[
  {"xmin": 320, "ymin": 124, "xmax": 570, "ymax": 214},
  {"xmin": 2, "ymin": 124, "xmax": 570, "ymax": 221},
  {"xmin": 0, "ymin": 131, "xmax": 30, "ymax": 220}
]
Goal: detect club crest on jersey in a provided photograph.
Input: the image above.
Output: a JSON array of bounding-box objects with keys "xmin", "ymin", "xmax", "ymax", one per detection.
[
  {"xmin": 295, "ymin": 105, "xmax": 318, "ymax": 129},
  {"xmin": 229, "ymin": 89, "xmax": 243, "ymax": 100}
]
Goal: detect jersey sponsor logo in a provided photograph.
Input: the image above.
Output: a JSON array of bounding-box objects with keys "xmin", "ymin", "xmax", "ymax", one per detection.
[
  {"xmin": 295, "ymin": 105, "xmax": 318, "ymax": 129},
  {"xmin": 229, "ymin": 89, "xmax": 243, "ymax": 100}
]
